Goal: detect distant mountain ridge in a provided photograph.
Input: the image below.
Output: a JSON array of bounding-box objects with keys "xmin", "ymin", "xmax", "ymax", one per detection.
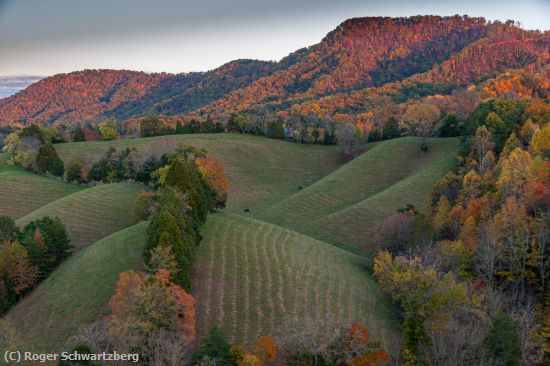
[
  {"xmin": 0, "ymin": 15, "xmax": 548, "ymax": 128},
  {"xmin": 0, "ymin": 76, "xmax": 44, "ymax": 99}
]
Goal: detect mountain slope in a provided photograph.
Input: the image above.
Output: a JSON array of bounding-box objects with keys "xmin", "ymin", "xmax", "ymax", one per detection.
[
  {"xmin": 1, "ymin": 16, "xmax": 547, "ymax": 128},
  {"xmin": 200, "ymin": 19, "xmax": 548, "ymax": 118},
  {"xmin": 107, "ymin": 59, "xmax": 279, "ymax": 119},
  {"xmin": 0, "ymin": 70, "xmax": 169, "ymax": 126}
]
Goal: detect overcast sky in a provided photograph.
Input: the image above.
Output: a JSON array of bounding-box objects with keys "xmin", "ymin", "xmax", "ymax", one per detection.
[{"xmin": 0, "ymin": 0, "xmax": 548, "ymax": 77}]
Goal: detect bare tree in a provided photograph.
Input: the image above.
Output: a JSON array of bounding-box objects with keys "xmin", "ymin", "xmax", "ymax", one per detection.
[
  {"xmin": 364, "ymin": 213, "xmax": 416, "ymax": 254},
  {"xmin": 336, "ymin": 124, "xmax": 366, "ymax": 160},
  {"xmin": 476, "ymin": 222, "xmax": 502, "ymax": 289},
  {"xmin": 402, "ymin": 103, "xmax": 440, "ymax": 155},
  {"xmin": 144, "ymin": 330, "xmax": 193, "ymax": 366},
  {"xmin": 423, "ymin": 311, "xmax": 487, "ymax": 366}
]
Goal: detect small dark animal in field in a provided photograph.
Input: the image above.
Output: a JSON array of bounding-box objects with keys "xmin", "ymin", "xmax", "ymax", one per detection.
[
  {"xmin": 244, "ymin": 208, "xmax": 250, "ymax": 213},
  {"xmin": 299, "ymin": 186, "xmax": 303, "ymax": 190}
]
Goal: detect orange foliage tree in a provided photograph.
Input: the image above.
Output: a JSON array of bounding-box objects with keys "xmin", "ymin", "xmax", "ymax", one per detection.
[
  {"xmin": 107, "ymin": 269, "xmax": 196, "ymax": 351},
  {"xmin": 196, "ymin": 156, "xmax": 230, "ymax": 209}
]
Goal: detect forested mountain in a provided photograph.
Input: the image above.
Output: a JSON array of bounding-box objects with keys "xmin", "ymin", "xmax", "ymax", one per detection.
[
  {"xmin": 0, "ymin": 15, "xmax": 548, "ymax": 128},
  {"xmin": 0, "ymin": 70, "xmax": 169, "ymax": 127},
  {"xmin": 106, "ymin": 59, "xmax": 280, "ymax": 119}
]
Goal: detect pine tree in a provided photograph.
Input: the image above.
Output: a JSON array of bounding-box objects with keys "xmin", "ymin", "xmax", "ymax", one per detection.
[
  {"xmin": 164, "ymin": 157, "xmax": 209, "ymax": 223},
  {"xmin": 483, "ymin": 312, "xmax": 520, "ymax": 366},
  {"xmin": 35, "ymin": 143, "xmax": 64, "ymax": 176},
  {"xmin": 195, "ymin": 326, "xmax": 235, "ymax": 366},
  {"xmin": 0, "ymin": 216, "xmax": 20, "ymax": 243},
  {"xmin": 72, "ymin": 127, "xmax": 86, "ymax": 142}
]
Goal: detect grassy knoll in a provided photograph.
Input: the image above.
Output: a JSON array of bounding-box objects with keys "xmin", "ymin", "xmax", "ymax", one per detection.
[
  {"xmin": 7, "ymin": 223, "xmax": 148, "ymax": 354},
  {"xmin": 54, "ymin": 134, "xmax": 342, "ymax": 211},
  {"xmin": 192, "ymin": 212, "xmax": 400, "ymax": 346},
  {"xmin": 0, "ymin": 153, "xmax": 83, "ymax": 219},
  {"xmin": 15, "ymin": 183, "xmax": 145, "ymax": 249},
  {"xmin": 257, "ymin": 137, "xmax": 459, "ymax": 248}
]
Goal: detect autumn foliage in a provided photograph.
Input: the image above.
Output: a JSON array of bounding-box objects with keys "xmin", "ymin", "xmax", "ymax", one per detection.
[
  {"xmin": 108, "ymin": 270, "xmax": 196, "ymax": 347},
  {"xmin": 0, "ymin": 16, "xmax": 547, "ymax": 135}
]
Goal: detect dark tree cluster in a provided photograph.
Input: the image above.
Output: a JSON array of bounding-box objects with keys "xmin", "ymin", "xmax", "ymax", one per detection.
[
  {"xmin": 0, "ymin": 215, "xmax": 71, "ymax": 314},
  {"xmin": 127, "ymin": 147, "xmax": 225, "ymax": 290},
  {"xmin": 140, "ymin": 115, "xmax": 223, "ymax": 138}
]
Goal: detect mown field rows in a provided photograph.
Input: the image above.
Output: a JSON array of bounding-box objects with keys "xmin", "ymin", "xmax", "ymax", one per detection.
[
  {"xmin": 257, "ymin": 137, "xmax": 459, "ymax": 248},
  {"xmin": 54, "ymin": 133, "xmax": 342, "ymax": 211},
  {"xmin": 315, "ymin": 139, "xmax": 459, "ymax": 246},
  {"xmin": 0, "ymin": 153, "xmax": 83, "ymax": 219},
  {"xmin": 2, "ymin": 134, "xmax": 459, "ymax": 353},
  {"xmin": 15, "ymin": 183, "xmax": 145, "ymax": 249},
  {"xmin": 192, "ymin": 212, "xmax": 400, "ymax": 345},
  {"xmin": 7, "ymin": 223, "xmax": 148, "ymax": 353}
]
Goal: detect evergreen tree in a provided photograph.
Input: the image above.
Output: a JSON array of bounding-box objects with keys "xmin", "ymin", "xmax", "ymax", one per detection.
[
  {"xmin": 73, "ymin": 127, "xmax": 86, "ymax": 142},
  {"xmin": 0, "ymin": 216, "xmax": 19, "ymax": 243},
  {"xmin": 383, "ymin": 116, "xmax": 401, "ymax": 139},
  {"xmin": 21, "ymin": 217, "xmax": 71, "ymax": 275},
  {"xmin": 66, "ymin": 159, "xmax": 84, "ymax": 183},
  {"xmin": 189, "ymin": 119, "xmax": 201, "ymax": 134},
  {"xmin": 137, "ymin": 155, "xmax": 161, "ymax": 185},
  {"xmin": 145, "ymin": 210, "xmax": 194, "ymax": 289},
  {"xmin": 35, "ymin": 143, "xmax": 64, "ymax": 176},
  {"xmin": 164, "ymin": 157, "xmax": 209, "ymax": 223},
  {"xmin": 195, "ymin": 326, "xmax": 235, "ymax": 366},
  {"xmin": 483, "ymin": 312, "xmax": 520, "ymax": 366},
  {"xmin": 440, "ymin": 114, "xmax": 462, "ymax": 137}
]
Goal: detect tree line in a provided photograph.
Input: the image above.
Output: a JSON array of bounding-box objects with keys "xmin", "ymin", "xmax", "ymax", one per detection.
[{"xmin": 368, "ymin": 97, "xmax": 549, "ymax": 366}]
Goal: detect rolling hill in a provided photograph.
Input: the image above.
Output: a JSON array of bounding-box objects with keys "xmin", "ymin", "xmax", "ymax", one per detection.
[
  {"xmin": 0, "ymin": 152, "xmax": 83, "ymax": 219},
  {"xmin": 2, "ymin": 133, "xmax": 460, "ymax": 355},
  {"xmin": 54, "ymin": 133, "xmax": 342, "ymax": 211},
  {"xmin": 192, "ymin": 212, "xmax": 400, "ymax": 345},
  {"xmin": 7, "ymin": 223, "xmax": 148, "ymax": 353},
  {"xmin": 15, "ymin": 183, "xmax": 145, "ymax": 249},
  {"xmin": 258, "ymin": 137, "xmax": 459, "ymax": 248}
]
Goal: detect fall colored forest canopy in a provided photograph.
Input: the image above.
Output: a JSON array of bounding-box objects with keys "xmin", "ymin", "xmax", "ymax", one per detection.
[{"xmin": 0, "ymin": 15, "xmax": 548, "ymax": 138}]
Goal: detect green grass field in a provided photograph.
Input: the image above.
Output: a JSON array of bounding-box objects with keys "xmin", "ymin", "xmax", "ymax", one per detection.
[
  {"xmin": 192, "ymin": 212, "xmax": 400, "ymax": 345},
  {"xmin": 15, "ymin": 183, "xmax": 146, "ymax": 249},
  {"xmin": 2, "ymin": 134, "xmax": 460, "ymax": 353},
  {"xmin": 7, "ymin": 223, "xmax": 148, "ymax": 353},
  {"xmin": 0, "ymin": 153, "xmax": 83, "ymax": 219},
  {"xmin": 54, "ymin": 134, "xmax": 342, "ymax": 211},
  {"xmin": 257, "ymin": 137, "xmax": 459, "ymax": 249}
]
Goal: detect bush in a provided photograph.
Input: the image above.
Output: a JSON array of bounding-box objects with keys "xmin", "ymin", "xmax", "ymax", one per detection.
[{"xmin": 66, "ymin": 159, "xmax": 85, "ymax": 183}]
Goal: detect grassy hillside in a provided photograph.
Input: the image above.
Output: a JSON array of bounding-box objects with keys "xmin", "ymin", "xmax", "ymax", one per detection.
[
  {"xmin": 54, "ymin": 134, "xmax": 341, "ymax": 210},
  {"xmin": 3, "ymin": 134, "xmax": 460, "ymax": 354},
  {"xmin": 192, "ymin": 212, "xmax": 400, "ymax": 345},
  {"xmin": 257, "ymin": 137, "xmax": 459, "ymax": 248},
  {"xmin": 0, "ymin": 153, "xmax": 83, "ymax": 219},
  {"xmin": 15, "ymin": 183, "xmax": 145, "ymax": 249},
  {"xmin": 7, "ymin": 223, "xmax": 148, "ymax": 353}
]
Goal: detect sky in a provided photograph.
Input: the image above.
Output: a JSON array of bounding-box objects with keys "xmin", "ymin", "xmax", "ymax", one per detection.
[{"xmin": 0, "ymin": 0, "xmax": 548, "ymax": 79}]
